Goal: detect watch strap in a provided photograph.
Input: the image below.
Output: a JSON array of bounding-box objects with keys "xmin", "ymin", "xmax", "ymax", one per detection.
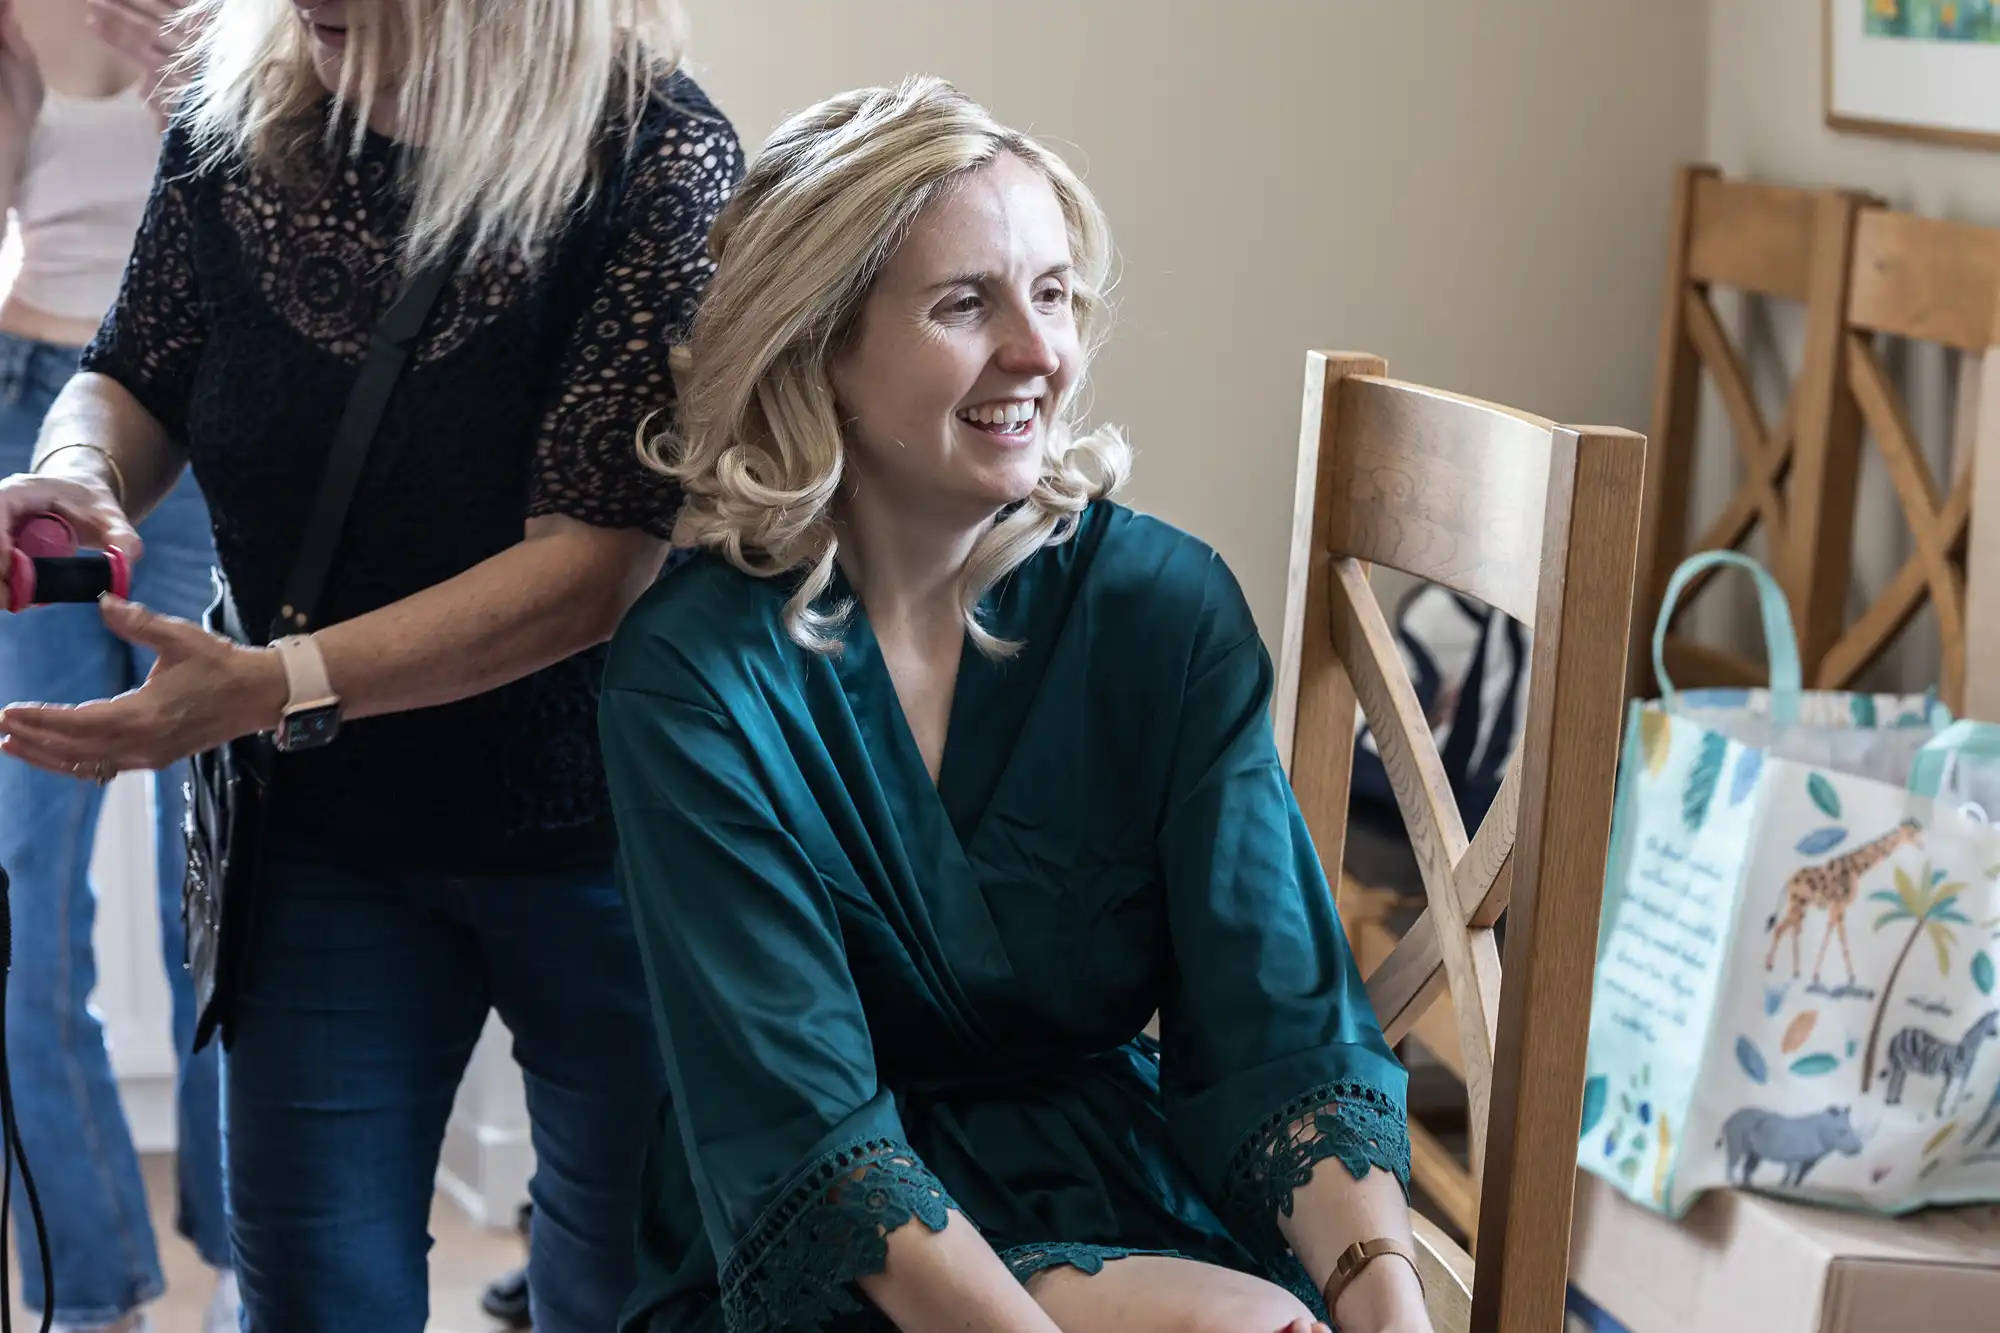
[
  {"xmin": 272, "ymin": 634, "xmax": 336, "ymax": 711},
  {"xmin": 1321, "ymin": 1236, "xmax": 1423, "ymax": 1317}
]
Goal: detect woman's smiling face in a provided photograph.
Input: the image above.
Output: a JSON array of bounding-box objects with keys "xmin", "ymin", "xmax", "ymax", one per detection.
[{"xmin": 830, "ymin": 151, "xmax": 1081, "ymax": 523}]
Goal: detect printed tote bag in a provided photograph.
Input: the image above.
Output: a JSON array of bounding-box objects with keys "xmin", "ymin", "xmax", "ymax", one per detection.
[{"xmin": 1580, "ymin": 551, "xmax": 2000, "ymax": 1217}]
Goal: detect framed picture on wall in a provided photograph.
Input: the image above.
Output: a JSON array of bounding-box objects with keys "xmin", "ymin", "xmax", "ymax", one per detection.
[{"xmin": 1826, "ymin": 0, "xmax": 2000, "ymax": 151}]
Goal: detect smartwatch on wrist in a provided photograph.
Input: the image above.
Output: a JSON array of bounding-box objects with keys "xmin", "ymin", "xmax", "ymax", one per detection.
[{"xmin": 271, "ymin": 634, "xmax": 342, "ymax": 753}]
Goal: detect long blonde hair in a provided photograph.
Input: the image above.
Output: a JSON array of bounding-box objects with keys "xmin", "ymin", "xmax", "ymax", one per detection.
[
  {"xmin": 652, "ymin": 76, "xmax": 1131, "ymax": 656},
  {"xmin": 176, "ymin": 0, "xmax": 685, "ymax": 269}
]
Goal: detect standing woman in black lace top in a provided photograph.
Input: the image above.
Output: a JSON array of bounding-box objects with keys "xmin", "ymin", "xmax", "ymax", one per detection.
[{"xmin": 0, "ymin": 1, "xmax": 740, "ymax": 1328}]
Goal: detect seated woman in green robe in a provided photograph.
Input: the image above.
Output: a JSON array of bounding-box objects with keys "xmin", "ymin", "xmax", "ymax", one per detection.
[{"xmin": 600, "ymin": 75, "xmax": 1429, "ymax": 1333}]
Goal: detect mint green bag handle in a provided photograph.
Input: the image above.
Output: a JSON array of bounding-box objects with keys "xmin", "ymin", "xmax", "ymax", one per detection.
[
  {"xmin": 1907, "ymin": 719, "xmax": 2000, "ymax": 799},
  {"xmin": 1652, "ymin": 551, "xmax": 1803, "ymax": 728}
]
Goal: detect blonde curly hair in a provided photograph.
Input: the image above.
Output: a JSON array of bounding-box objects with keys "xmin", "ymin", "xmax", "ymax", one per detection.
[{"xmin": 645, "ymin": 75, "xmax": 1130, "ymax": 656}]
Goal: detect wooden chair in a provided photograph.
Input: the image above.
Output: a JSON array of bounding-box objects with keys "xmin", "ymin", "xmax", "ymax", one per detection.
[
  {"xmin": 1341, "ymin": 879, "xmax": 1481, "ymax": 1238},
  {"xmin": 1972, "ymin": 425, "xmax": 2000, "ymax": 724},
  {"xmin": 1806, "ymin": 206, "xmax": 2000, "ymax": 716},
  {"xmin": 1633, "ymin": 164, "xmax": 1875, "ymax": 699},
  {"xmin": 1273, "ymin": 352, "xmax": 1647, "ymax": 1332}
]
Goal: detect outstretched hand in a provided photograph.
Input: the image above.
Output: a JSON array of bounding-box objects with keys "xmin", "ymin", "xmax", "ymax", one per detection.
[{"xmin": 0, "ymin": 595, "xmax": 284, "ymax": 780}]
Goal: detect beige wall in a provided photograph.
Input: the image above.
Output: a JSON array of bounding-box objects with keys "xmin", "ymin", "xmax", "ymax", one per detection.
[
  {"xmin": 1701, "ymin": 0, "xmax": 2000, "ymax": 689},
  {"xmin": 1707, "ymin": 0, "xmax": 2000, "ymax": 216},
  {"xmin": 679, "ymin": 0, "xmax": 1707, "ymax": 641}
]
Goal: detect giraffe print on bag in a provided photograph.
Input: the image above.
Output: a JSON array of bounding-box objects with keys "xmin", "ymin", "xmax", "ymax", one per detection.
[{"xmin": 1764, "ymin": 819, "xmax": 1923, "ymax": 991}]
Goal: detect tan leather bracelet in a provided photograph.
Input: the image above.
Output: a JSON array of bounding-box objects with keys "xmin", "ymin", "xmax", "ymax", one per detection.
[
  {"xmin": 32, "ymin": 442, "xmax": 127, "ymax": 509},
  {"xmin": 1321, "ymin": 1236, "xmax": 1424, "ymax": 1318}
]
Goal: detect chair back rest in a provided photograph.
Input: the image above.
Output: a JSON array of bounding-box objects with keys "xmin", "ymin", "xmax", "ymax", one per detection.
[
  {"xmin": 1633, "ymin": 164, "xmax": 1875, "ymax": 697},
  {"xmin": 1277, "ymin": 351, "xmax": 1647, "ymax": 1333},
  {"xmin": 1812, "ymin": 209, "xmax": 2000, "ymax": 716}
]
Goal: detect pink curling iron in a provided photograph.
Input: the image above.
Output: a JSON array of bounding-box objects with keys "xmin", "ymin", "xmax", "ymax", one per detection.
[{"xmin": 4, "ymin": 514, "xmax": 130, "ymax": 613}]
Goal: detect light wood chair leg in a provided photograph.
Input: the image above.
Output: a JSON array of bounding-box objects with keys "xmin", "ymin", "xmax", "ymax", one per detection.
[{"xmin": 1412, "ymin": 1211, "xmax": 1476, "ymax": 1333}]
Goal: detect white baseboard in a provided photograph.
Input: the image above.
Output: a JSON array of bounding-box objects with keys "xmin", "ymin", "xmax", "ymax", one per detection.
[
  {"xmin": 121, "ymin": 1074, "xmax": 178, "ymax": 1155},
  {"xmin": 437, "ymin": 1110, "xmax": 533, "ymax": 1231}
]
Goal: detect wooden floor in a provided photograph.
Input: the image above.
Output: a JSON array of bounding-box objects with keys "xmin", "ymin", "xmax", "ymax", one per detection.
[{"xmin": 7, "ymin": 1154, "xmax": 526, "ymax": 1333}]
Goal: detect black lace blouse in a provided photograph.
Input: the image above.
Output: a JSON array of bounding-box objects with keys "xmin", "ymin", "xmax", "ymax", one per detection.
[{"xmin": 81, "ymin": 73, "xmax": 742, "ymax": 873}]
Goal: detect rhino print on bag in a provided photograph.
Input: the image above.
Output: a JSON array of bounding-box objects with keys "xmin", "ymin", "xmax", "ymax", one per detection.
[
  {"xmin": 1718, "ymin": 1105, "xmax": 1865, "ymax": 1188},
  {"xmin": 1764, "ymin": 820, "xmax": 1924, "ymax": 993},
  {"xmin": 1882, "ymin": 1011, "xmax": 2000, "ymax": 1118}
]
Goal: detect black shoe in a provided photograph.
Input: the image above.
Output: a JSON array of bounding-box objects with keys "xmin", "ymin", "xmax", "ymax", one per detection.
[{"xmin": 481, "ymin": 1265, "xmax": 532, "ymax": 1328}]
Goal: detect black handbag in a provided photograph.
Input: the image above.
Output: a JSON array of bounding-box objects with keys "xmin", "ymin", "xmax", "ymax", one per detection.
[{"xmin": 182, "ymin": 254, "xmax": 457, "ymax": 1053}]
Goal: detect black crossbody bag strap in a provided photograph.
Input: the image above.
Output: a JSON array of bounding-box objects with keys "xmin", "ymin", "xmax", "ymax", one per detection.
[
  {"xmin": 184, "ymin": 252, "xmax": 457, "ymax": 1056},
  {"xmin": 267, "ymin": 254, "xmax": 458, "ymax": 640}
]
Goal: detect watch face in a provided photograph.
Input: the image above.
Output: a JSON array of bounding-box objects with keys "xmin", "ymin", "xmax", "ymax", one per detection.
[{"xmin": 279, "ymin": 705, "xmax": 341, "ymax": 752}]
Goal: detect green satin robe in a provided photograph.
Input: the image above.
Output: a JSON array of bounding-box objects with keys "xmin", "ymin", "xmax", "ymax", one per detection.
[{"xmin": 599, "ymin": 502, "xmax": 1410, "ymax": 1333}]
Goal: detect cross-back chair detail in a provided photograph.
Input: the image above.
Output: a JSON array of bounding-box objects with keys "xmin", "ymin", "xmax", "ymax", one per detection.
[
  {"xmin": 1275, "ymin": 352, "xmax": 1646, "ymax": 1333},
  {"xmin": 1633, "ymin": 164, "xmax": 1875, "ymax": 698},
  {"xmin": 1809, "ymin": 208, "xmax": 2000, "ymax": 714}
]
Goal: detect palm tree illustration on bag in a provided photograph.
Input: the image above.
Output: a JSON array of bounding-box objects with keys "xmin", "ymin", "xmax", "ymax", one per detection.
[{"xmin": 1859, "ymin": 861, "xmax": 1971, "ymax": 1094}]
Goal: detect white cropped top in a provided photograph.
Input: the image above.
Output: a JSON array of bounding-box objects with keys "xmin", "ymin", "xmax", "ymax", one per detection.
[{"xmin": 7, "ymin": 85, "xmax": 161, "ymax": 324}]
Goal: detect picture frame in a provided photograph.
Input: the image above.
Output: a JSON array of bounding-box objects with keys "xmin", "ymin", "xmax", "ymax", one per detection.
[{"xmin": 1825, "ymin": 0, "xmax": 2000, "ymax": 152}]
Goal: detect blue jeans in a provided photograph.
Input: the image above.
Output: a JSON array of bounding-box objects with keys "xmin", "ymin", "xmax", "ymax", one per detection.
[
  {"xmin": 0, "ymin": 332, "xmax": 228, "ymax": 1324},
  {"xmin": 224, "ymin": 833, "xmax": 664, "ymax": 1332}
]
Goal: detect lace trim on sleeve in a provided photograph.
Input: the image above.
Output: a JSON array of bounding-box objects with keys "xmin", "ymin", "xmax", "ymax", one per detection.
[
  {"xmin": 1220, "ymin": 1080, "xmax": 1412, "ymax": 1254},
  {"xmin": 718, "ymin": 1136, "xmax": 956, "ymax": 1333},
  {"xmin": 527, "ymin": 95, "xmax": 742, "ymax": 536}
]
